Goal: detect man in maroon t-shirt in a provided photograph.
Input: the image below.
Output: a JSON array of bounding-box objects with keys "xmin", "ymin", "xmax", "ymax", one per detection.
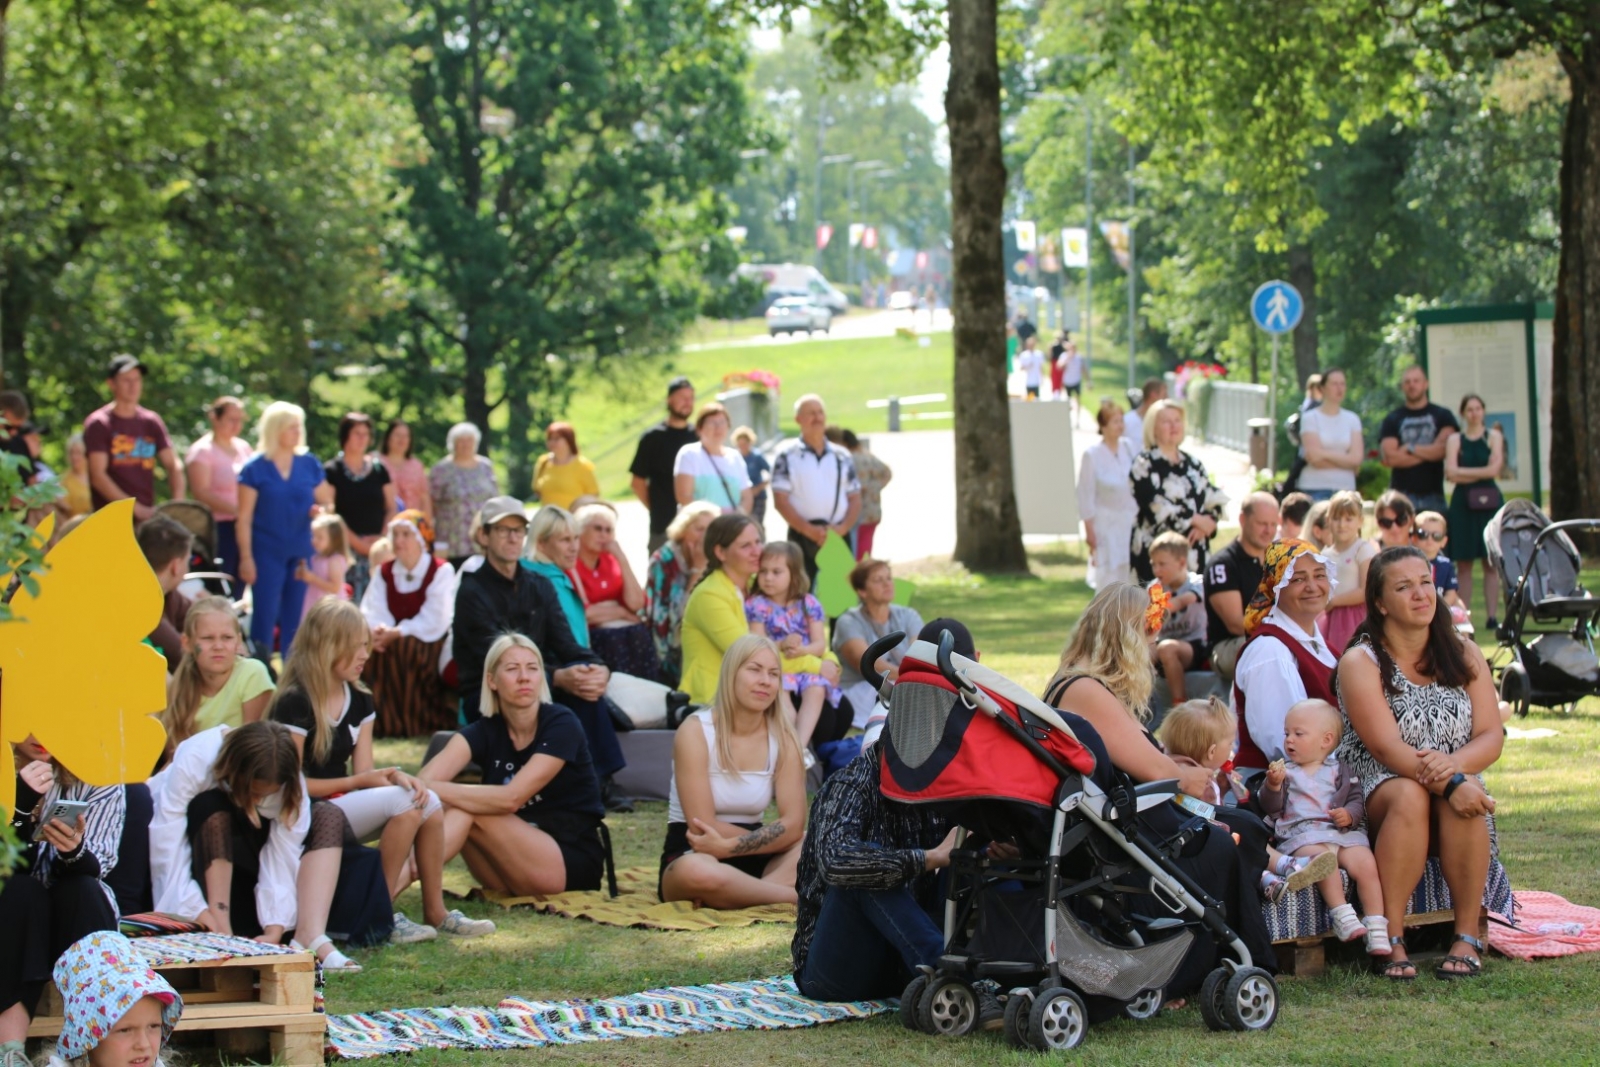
[{"xmin": 82, "ymin": 354, "xmax": 186, "ymax": 520}]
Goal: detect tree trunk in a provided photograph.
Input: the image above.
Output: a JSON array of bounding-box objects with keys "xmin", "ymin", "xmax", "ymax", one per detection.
[
  {"xmin": 946, "ymin": 0, "xmax": 1026, "ymax": 573},
  {"xmin": 1287, "ymin": 243, "xmax": 1318, "ymax": 387},
  {"xmin": 1553, "ymin": 39, "xmax": 1600, "ymax": 545},
  {"xmin": 463, "ymin": 328, "xmax": 490, "ymax": 449},
  {"xmin": 506, "ymin": 373, "xmax": 533, "ymax": 500},
  {"xmin": 0, "ymin": 261, "xmax": 29, "ymax": 392}
]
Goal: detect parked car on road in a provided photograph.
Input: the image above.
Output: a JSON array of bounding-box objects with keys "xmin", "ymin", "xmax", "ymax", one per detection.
[{"xmin": 766, "ymin": 297, "xmax": 832, "ymax": 336}]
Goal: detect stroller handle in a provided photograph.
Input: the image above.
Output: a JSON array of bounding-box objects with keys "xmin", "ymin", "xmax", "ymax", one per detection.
[{"xmin": 859, "ymin": 630, "xmax": 906, "ymax": 693}]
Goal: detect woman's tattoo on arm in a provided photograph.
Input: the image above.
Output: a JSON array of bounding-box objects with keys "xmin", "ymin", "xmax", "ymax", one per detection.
[{"xmin": 730, "ymin": 822, "xmax": 785, "ymax": 856}]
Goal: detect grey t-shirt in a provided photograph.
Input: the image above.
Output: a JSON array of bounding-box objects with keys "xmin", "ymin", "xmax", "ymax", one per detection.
[{"xmin": 833, "ymin": 604, "xmax": 926, "ymax": 689}]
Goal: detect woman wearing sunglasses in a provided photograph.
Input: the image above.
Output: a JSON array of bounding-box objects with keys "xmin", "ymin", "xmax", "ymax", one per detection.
[{"xmin": 1371, "ymin": 490, "xmax": 1416, "ymax": 550}]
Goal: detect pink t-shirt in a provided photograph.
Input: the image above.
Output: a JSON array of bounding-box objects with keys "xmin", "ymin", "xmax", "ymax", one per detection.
[
  {"xmin": 385, "ymin": 456, "xmax": 430, "ymax": 515},
  {"xmin": 184, "ymin": 434, "xmax": 256, "ymax": 521}
]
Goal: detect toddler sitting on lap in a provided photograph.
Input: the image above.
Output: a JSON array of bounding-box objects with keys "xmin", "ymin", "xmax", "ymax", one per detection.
[{"xmin": 1260, "ymin": 698, "xmax": 1389, "ymax": 955}]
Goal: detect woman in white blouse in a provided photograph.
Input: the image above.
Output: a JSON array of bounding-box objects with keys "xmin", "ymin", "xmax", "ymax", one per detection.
[
  {"xmin": 1077, "ymin": 400, "xmax": 1139, "ymax": 589},
  {"xmin": 359, "ymin": 510, "xmax": 459, "ymax": 736}
]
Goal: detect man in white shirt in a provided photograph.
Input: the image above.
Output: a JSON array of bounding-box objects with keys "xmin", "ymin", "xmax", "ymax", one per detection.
[
  {"xmin": 771, "ymin": 394, "xmax": 861, "ymax": 586},
  {"xmin": 1123, "ymin": 377, "xmax": 1167, "ymax": 451},
  {"xmin": 1017, "ymin": 336, "xmax": 1044, "ymax": 399}
]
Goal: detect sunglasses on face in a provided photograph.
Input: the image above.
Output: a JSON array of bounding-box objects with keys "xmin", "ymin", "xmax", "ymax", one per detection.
[
  {"xmin": 1412, "ymin": 530, "xmax": 1447, "ymax": 543},
  {"xmin": 1376, "ymin": 516, "xmax": 1409, "ymax": 530}
]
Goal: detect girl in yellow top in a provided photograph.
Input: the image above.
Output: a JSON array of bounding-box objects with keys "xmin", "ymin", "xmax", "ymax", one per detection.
[
  {"xmin": 533, "ymin": 422, "xmax": 600, "ymax": 511},
  {"xmin": 161, "ymin": 596, "xmax": 276, "ymax": 761},
  {"xmin": 679, "ymin": 514, "xmax": 763, "ymax": 704}
]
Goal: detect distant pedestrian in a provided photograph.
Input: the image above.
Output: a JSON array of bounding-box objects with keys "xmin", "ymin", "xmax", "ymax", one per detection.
[
  {"xmin": 83, "ymin": 355, "xmax": 186, "ymax": 521},
  {"xmin": 732, "ymin": 425, "xmax": 771, "ymax": 526},
  {"xmin": 771, "ymin": 394, "xmax": 860, "ymax": 588},
  {"xmin": 1059, "ymin": 332, "xmax": 1085, "ymax": 421},
  {"xmin": 630, "ymin": 376, "xmax": 700, "ymax": 553},
  {"xmin": 827, "ymin": 427, "xmax": 891, "ymax": 560},
  {"xmin": 1378, "ymin": 364, "xmax": 1458, "ymax": 515},
  {"xmin": 1017, "ymin": 336, "xmax": 1044, "ymax": 399},
  {"xmin": 1121, "ymin": 376, "xmax": 1167, "ymax": 453}
]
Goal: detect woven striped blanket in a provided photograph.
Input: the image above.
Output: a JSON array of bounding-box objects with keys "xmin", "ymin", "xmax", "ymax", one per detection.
[
  {"xmin": 1263, "ymin": 857, "xmax": 1516, "ymax": 941},
  {"xmin": 325, "ymin": 976, "xmax": 892, "ymax": 1059}
]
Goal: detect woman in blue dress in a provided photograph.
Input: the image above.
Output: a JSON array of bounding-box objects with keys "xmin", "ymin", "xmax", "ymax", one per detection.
[{"xmin": 237, "ymin": 402, "xmax": 335, "ymax": 655}]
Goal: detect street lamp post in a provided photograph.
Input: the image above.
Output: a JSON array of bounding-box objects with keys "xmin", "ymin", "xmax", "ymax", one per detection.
[
  {"xmin": 847, "ymin": 159, "xmax": 887, "ymax": 285},
  {"xmin": 1127, "ymin": 139, "xmax": 1136, "ymax": 390},
  {"xmin": 813, "ymin": 150, "xmax": 853, "ymax": 268}
]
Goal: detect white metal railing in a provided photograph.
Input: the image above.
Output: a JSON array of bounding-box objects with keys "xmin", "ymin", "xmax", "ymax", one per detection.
[{"xmin": 1196, "ymin": 380, "xmax": 1268, "ymax": 453}]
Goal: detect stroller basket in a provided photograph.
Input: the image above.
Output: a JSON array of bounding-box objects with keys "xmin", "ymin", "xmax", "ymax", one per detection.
[{"xmin": 1054, "ymin": 909, "xmax": 1191, "ymax": 1001}]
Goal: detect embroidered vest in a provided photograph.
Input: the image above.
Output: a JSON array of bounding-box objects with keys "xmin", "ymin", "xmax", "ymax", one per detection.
[
  {"xmin": 1233, "ymin": 622, "xmax": 1336, "ymax": 770},
  {"xmin": 383, "ymin": 556, "xmax": 441, "ymax": 623}
]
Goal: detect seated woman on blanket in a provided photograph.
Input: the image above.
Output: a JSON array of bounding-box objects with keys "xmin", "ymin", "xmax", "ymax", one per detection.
[
  {"xmin": 420, "ymin": 634, "xmax": 608, "ymax": 896},
  {"xmin": 1337, "ymin": 546, "xmax": 1504, "ymax": 982},
  {"xmin": 1, "ymin": 735, "xmax": 127, "ymax": 1060},
  {"xmin": 147, "ymin": 722, "xmax": 356, "ymax": 973},
  {"xmin": 659, "ymin": 634, "xmax": 807, "ymax": 909},
  {"xmin": 359, "ymin": 509, "xmax": 458, "ymax": 737}
]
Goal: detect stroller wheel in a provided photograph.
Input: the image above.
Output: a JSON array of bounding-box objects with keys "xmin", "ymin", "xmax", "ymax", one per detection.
[
  {"xmin": 1199, "ymin": 968, "xmax": 1232, "ymax": 1031},
  {"xmin": 1027, "ymin": 987, "xmax": 1088, "ymax": 1051},
  {"xmin": 1122, "ymin": 987, "xmax": 1164, "ymax": 1020},
  {"xmin": 919, "ymin": 977, "xmax": 978, "ymax": 1037},
  {"xmin": 1500, "ymin": 661, "xmax": 1530, "ymax": 719},
  {"xmin": 1221, "ymin": 968, "xmax": 1279, "ymax": 1032},
  {"xmin": 1003, "ymin": 988, "xmax": 1036, "ymax": 1049},
  {"xmin": 899, "ymin": 974, "xmax": 929, "ymax": 1031}
]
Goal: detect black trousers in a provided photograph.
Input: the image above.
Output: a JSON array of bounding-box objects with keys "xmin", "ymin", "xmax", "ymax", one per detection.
[{"xmin": 0, "ymin": 872, "xmax": 118, "ymax": 1017}]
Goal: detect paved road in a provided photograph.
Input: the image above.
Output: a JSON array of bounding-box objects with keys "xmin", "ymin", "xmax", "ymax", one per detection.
[
  {"xmin": 612, "ymin": 413, "xmax": 1256, "ymax": 576},
  {"xmin": 684, "ymin": 307, "xmax": 952, "ymax": 352}
]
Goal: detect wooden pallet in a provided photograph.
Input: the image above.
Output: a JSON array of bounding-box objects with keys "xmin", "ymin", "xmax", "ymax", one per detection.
[
  {"xmin": 29, "ymin": 947, "xmax": 325, "ymax": 1066},
  {"xmin": 1273, "ymin": 907, "xmax": 1488, "ymax": 977}
]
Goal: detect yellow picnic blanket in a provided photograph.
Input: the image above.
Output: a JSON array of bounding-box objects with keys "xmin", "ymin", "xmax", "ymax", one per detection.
[{"xmin": 476, "ymin": 865, "xmax": 797, "ymax": 931}]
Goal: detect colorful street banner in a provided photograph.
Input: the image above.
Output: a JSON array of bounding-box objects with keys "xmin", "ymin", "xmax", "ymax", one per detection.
[
  {"xmin": 1061, "ymin": 227, "xmax": 1089, "ymax": 268},
  {"xmin": 1098, "ymin": 220, "xmax": 1131, "ymax": 272},
  {"xmin": 1014, "ymin": 220, "xmax": 1037, "ymax": 252}
]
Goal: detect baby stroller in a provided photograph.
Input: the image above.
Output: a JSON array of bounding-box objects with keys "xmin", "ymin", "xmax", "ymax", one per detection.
[
  {"xmin": 1485, "ymin": 501, "xmax": 1600, "ymax": 716},
  {"xmin": 868, "ymin": 630, "xmax": 1278, "ymax": 1051},
  {"xmin": 155, "ymin": 500, "xmax": 261, "ymax": 663}
]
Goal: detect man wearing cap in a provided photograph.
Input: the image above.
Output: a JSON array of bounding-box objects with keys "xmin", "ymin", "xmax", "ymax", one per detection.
[
  {"xmin": 772, "ymin": 394, "xmax": 861, "ymax": 586},
  {"xmin": 630, "ymin": 377, "xmax": 700, "ymax": 552},
  {"xmin": 452, "ymin": 496, "xmax": 632, "ymax": 811},
  {"xmin": 82, "ymin": 354, "xmax": 185, "ymax": 521}
]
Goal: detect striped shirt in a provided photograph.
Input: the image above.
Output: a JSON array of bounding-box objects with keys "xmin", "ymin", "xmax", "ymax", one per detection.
[
  {"xmin": 790, "ymin": 745, "xmax": 951, "ymax": 977},
  {"xmin": 27, "ymin": 780, "xmax": 126, "ymax": 915}
]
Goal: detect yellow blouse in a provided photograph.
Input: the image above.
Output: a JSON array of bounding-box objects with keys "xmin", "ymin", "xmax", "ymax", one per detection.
[
  {"xmin": 679, "ymin": 569, "xmax": 750, "ymax": 704},
  {"xmin": 533, "ymin": 454, "xmax": 601, "ymax": 512}
]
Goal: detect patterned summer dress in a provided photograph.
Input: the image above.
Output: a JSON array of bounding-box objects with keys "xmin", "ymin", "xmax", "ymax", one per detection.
[
  {"xmin": 1337, "ymin": 639, "xmax": 1481, "ymax": 801},
  {"xmin": 745, "ymin": 592, "xmax": 843, "ymax": 706}
]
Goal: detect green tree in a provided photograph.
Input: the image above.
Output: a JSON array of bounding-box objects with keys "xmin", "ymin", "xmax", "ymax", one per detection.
[{"xmin": 382, "ymin": 0, "xmax": 755, "ymax": 491}]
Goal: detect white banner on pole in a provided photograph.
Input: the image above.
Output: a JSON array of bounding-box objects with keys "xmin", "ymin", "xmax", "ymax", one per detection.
[
  {"xmin": 1014, "ymin": 220, "xmax": 1037, "ymax": 252},
  {"xmin": 1060, "ymin": 227, "xmax": 1089, "ymax": 268}
]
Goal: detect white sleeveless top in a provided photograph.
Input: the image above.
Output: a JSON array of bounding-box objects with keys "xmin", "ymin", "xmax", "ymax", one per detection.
[{"xmin": 666, "ymin": 710, "xmax": 779, "ymax": 824}]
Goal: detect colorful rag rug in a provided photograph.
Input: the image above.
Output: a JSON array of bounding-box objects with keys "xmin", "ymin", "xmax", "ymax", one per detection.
[
  {"xmin": 116, "ymin": 932, "xmax": 300, "ymax": 967},
  {"xmin": 324, "ymin": 975, "xmax": 892, "ymax": 1059},
  {"xmin": 476, "ymin": 864, "xmax": 796, "ymax": 931},
  {"xmin": 1489, "ymin": 890, "xmax": 1600, "ymax": 960}
]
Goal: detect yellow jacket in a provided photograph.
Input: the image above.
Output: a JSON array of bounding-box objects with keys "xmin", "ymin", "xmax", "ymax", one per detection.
[{"xmin": 679, "ymin": 569, "xmax": 749, "ymax": 704}]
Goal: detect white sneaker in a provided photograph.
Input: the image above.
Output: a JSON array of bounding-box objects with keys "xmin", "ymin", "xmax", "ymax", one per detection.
[
  {"xmin": 390, "ymin": 912, "xmax": 438, "ymax": 944},
  {"xmin": 1329, "ymin": 904, "xmax": 1365, "ymax": 943},
  {"xmin": 438, "ymin": 909, "xmax": 497, "ymax": 938},
  {"xmin": 1365, "ymin": 916, "xmax": 1392, "ymax": 956}
]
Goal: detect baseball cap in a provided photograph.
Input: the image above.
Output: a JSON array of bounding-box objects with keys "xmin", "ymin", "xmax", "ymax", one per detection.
[
  {"xmin": 918, "ymin": 617, "xmax": 976, "ymax": 659},
  {"xmin": 666, "ymin": 376, "xmax": 694, "ymax": 396},
  {"xmin": 477, "ymin": 496, "xmax": 529, "ymax": 528},
  {"xmin": 106, "ymin": 354, "xmax": 146, "ymax": 379}
]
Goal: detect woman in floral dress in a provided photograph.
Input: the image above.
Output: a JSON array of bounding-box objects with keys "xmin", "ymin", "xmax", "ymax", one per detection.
[{"xmin": 1130, "ymin": 400, "xmax": 1228, "ymax": 583}]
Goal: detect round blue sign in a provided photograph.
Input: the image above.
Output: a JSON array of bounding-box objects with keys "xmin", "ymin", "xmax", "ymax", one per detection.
[{"xmin": 1251, "ymin": 281, "xmax": 1303, "ymax": 335}]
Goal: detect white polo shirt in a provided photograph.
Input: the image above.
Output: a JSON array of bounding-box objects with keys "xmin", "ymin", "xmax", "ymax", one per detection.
[{"xmin": 770, "ymin": 438, "xmax": 860, "ymax": 525}]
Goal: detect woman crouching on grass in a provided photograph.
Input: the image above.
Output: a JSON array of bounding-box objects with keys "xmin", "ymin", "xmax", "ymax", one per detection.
[
  {"xmin": 420, "ymin": 634, "xmax": 608, "ymax": 896},
  {"xmin": 659, "ymin": 634, "xmax": 807, "ymax": 908}
]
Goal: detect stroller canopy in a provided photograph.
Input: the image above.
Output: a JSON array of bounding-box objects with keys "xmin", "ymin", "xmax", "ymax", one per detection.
[
  {"xmin": 1486, "ymin": 499, "xmax": 1587, "ymax": 615},
  {"xmin": 880, "ymin": 642, "xmax": 1096, "ymax": 809}
]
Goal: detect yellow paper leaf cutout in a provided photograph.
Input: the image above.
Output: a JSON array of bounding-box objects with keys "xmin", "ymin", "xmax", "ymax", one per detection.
[{"xmin": 0, "ymin": 500, "xmax": 169, "ymax": 818}]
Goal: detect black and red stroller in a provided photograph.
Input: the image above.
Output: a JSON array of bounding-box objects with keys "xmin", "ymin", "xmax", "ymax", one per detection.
[
  {"xmin": 868, "ymin": 630, "xmax": 1279, "ymax": 1051},
  {"xmin": 1484, "ymin": 501, "xmax": 1600, "ymax": 716}
]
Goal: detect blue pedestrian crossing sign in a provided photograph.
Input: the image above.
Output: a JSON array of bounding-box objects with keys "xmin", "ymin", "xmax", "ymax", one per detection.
[{"xmin": 1251, "ymin": 280, "xmax": 1303, "ymax": 335}]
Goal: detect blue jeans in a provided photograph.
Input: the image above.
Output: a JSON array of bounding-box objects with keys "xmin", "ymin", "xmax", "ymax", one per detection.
[
  {"xmin": 250, "ymin": 546, "xmax": 307, "ymax": 655},
  {"xmin": 1410, "ymin": 492, "xmax": 1448, "ymax": 516},
  {"xmin": 215, "ymin": 519, "xmax": 240, "ymax": 587},
  {"xmin": 795, "ymin": 884, "xmax": 945, "ymax": 1002},
  {"xmin": 1305, "ymin": 488, "xmax": 1336, "ymax": 502}
]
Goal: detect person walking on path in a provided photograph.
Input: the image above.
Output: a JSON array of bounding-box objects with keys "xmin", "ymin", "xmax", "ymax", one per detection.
[
  {"xmin": 1379, "ymin": 365, "xmax": 1458, "ymax": 515},
  {"xmin": 1444, "ymin": 394, "xmax": 1504, "ymax": 629},
  {"xmin": 1296, "ymin": 368, "xmax": 1363, "ymax": 501},
  {"xmin": 771, "ymin": 394, "xmax": 861, "ymax": 588},
  {"xmin": 631, "ymin": 377, "xmax": 701, "ymax": 553},
  {"xmin": 83, "ymin": 355, "xmax": 186, "ymax": 520}
]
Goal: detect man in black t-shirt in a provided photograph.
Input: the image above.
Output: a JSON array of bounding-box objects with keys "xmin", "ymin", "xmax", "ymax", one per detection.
[
  {"xmin": 1204, "ymin": 492, "xmax": 1280, "ymax": 685},
  {"xmin": 630, "ymin": 377, "xmax": 700, "ymax": 553},
  {"xmin": 1379, "ymin": 365, "xmax": 1459, "ymax": 514}
]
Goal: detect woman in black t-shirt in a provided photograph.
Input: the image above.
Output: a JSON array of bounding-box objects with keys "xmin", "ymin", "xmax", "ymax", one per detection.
[
  {"xmin": 420, "ymin": 634, "xmax": 607, "ymax": 894},
  {"xmin": 270, "ymin": 600, "xmax": 495, "ymax": 945},
  {"xmin": 325, "ymin": 412, "xmax": 398, "ymax": 602}
]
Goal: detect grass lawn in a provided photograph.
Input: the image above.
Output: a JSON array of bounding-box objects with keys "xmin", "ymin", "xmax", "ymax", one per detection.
[{"xmin": 350, "ymin": 548, "xmax": 1600, "ymax": 1067}]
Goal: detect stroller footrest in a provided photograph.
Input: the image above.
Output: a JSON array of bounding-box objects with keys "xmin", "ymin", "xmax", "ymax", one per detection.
[{"xmin": 974, "ymin": 961, "xmax": 1040, "ymax": 979}]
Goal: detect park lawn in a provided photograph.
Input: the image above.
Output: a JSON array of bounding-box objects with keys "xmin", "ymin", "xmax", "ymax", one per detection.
[{"xmin": 352, "ymin": 548, "xmax": 1600, "ymax": 1067}]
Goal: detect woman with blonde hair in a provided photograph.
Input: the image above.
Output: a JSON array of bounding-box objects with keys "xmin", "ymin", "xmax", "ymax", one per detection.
[
  {"xmin": 270, "ymin": 600, "xmax": 493, "ymax": 946},
  {"xmin": 658, "ymin": 635, "xmax": 807, "ymax": 908},
  {"xmin": 236, "ymin": 401, "xmax": 335, "ymax": 654},
  {"xmin": 1129, "ymin": 399, "xmax": 1226, "ymax": 583},
  {"xmin": 1044, "ymin": 582, "xmax": 1275, "ymax": 997},
  {"xmin": 163, "ymin": 596, "xmax": 275, "ymax": 758},
  {"xmin": 420, "ymin": 634, "xmax": 608, "ymax": 896}
]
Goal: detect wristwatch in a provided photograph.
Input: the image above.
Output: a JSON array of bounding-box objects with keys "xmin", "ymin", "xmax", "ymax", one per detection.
[
  {"xmin": 1441, "ymin": 772, "xmax": 1467, "ymax": 800},
  {"xmin": 1405, "ymin": 443, "xmax": 1416, "ymax": 456}
]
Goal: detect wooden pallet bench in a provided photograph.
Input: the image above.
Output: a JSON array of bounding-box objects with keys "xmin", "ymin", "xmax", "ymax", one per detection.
[
  {"xmin": 1273, "ymin": 906, "xmax": 1488, "ymax": 977},
  {"xmin": 29, "ymin": 944, "xmax": 324, "ymax": 1067}
]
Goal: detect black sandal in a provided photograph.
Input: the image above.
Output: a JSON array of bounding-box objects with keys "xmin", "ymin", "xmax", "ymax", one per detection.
[
  {"xmin": 1434, "ymin": 933, "xmax": 1486, "ymax": 980},
  {"xmin": 1381, "ymin": 936, "xmax": 1416, "ymax": 981}
]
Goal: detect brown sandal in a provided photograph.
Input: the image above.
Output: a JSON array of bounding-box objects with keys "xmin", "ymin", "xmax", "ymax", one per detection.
[{"xmin": 1381, "ymin": 935, "xmax": 1416, "ymax": 981}]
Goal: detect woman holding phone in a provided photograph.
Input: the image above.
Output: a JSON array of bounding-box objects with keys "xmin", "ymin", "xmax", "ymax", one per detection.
[{"xmin": 2, "ymin": 734, "xmax": 127, "ymax": 1060}]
